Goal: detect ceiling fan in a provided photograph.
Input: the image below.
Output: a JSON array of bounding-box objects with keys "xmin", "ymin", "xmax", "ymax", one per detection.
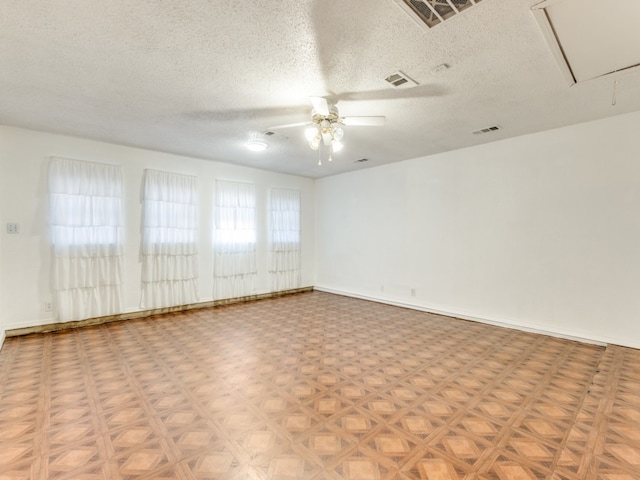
[{"xmin": 268, "ymin": 96, "xmax": 386, "ymax": 164}]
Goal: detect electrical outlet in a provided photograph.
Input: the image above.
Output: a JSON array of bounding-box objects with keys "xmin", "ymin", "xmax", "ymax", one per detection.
[
  {"xmin": 6, "ymin": 223, "xmax": 19, "ymax": 234},
  {"xmin": 44, "ymin": 301, "xmax": 53, "ymax": 312},
  {"xmin": 410, "ymin": 288, "xmax": 416, "ymax": 297}
]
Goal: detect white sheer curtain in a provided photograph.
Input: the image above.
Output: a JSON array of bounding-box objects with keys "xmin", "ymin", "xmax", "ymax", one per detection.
[
  {"xmin": 213, "ymin": 180, "xmax": 257, "ymax": 300},
  {"xmin": 49, "ymin": 157, "xmax": 124, "ymax": 322},
  {"xmin": 140, "ymin": 169, "xmax": 199, "ymax": 309},
  {"xmin": 269, "ymin": 188, "xmax": 301, "ymax": 291}
]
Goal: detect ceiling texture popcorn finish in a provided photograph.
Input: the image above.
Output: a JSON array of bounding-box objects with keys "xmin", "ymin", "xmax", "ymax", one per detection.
[{"xmin": 1, "ymin": 0, "xmax": 640, "ymax": 178}]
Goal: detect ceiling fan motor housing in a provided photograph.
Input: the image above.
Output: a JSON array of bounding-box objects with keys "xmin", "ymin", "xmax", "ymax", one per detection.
[{"xmin": 312, "ymin": 105, "xmax": 342, "ymax": 126}]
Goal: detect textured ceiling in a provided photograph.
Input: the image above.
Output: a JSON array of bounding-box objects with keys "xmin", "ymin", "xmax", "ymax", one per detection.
[{"xmin": 1, "ymin": 0, "xmax": 640, "ymax": 178}]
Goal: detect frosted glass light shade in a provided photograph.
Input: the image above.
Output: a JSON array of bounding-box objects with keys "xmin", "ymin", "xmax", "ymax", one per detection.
[{"xmin": 304, "ymin": 126, "xmax": 319, "ymax": 141}]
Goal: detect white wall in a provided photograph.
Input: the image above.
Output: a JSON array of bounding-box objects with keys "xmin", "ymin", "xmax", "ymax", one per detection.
[
  {"xmin": 0, "ymin": 134, "xmax": 4, "ymax": 347},
  {"xmin": 3, "ymin": 111, "xmax": 640, "ymax": 350},
  {"xmin": 315, "ymin": 110, "xmax": 640, "ymax": 349},
  {"xmin": 0, "ymin": 126, "xmax": 315, "ymax": 334}
]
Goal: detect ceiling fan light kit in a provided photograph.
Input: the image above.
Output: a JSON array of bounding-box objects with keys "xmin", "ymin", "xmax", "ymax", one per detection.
[
  {"xmin": 305, "ymin": 121, "xmax": 344, "ymax": 153},
  {"xmin": 268, "ymin": 96, "xmax": 386, "ymax": 166}
]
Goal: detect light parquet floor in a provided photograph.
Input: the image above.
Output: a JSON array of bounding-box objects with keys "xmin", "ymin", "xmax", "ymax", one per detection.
[{"xmin": 0, "ymin": 291, "xmax": 639, "ymax": 479}]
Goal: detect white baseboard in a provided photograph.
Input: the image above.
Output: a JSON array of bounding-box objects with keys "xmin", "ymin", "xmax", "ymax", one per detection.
[
  {"xmin": 5, "ymin": 286, "xmax": 636, "ymax": 350},
  {"xmin": 6, "ymin": 287, "xmax": 314, "ymax": 337},
  {"xmin": 314, "ymin": 286, "xmax": 623, "ymax": 348}
]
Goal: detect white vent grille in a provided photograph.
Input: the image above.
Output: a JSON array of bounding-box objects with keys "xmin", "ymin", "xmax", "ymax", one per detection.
[
  {"xmin": 397, "ymin": 0, "xmax": 482, "ymax": 29},
  {"xmin": 472, "ymin": 125, "xmax": 501, "ymax": 135},
  {"xmin": 262, "ymin": 130, "xmax": 288, "ymax": 139},
  {"xmin": 385, "ymin": 71, "xmax": 419, "ymax": 88}
]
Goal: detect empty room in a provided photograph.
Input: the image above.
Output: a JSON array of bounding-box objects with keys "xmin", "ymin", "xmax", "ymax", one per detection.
[{"xmin": 1, "ymin": 0, "xmax": 639, "ymax": 479}]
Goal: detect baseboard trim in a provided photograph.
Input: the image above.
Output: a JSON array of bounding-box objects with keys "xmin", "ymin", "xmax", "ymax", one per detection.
[
  {"xmin": 5, "ymin": 287, "xmax": 314, "ymax": 337},
  {"xmin": 0, "ymin": 329, "xmax": 5, "ymax": 352},
  {"xmin": 314, "ymin": 286, "xmax": 610, "ymax": 348},
  {"xmin": 8, "ymin": 286, "xmax": 634, "ymax": 349}
]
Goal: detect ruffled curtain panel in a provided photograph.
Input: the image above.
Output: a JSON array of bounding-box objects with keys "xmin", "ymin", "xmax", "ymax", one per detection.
[
  {"xmin": 213, "ymin": 180, "xmax": 257, "ymax": 300},
  {"xmin": 140, "ymin": 169, "xmax": 199, "ymax": 309},
  {"xmin": 269, "ymin": 188, "xmax": 301, "ymax": 291},
  {"xmin": 49, "ymin": 157, "xmax": 124, "ymax": 322}
]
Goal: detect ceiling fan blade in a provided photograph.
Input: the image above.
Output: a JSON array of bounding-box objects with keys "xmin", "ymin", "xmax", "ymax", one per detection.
[
  {"xmin": 266, "ymin": 121, "xmax": 312, "ymax": 130},
  {"xmin": 310, "ymin": 96, "xmax": 330, "ymax": 116},
  {"xmin": 342, "ymin": 116, "xmax": 386, "ymax": 126}
]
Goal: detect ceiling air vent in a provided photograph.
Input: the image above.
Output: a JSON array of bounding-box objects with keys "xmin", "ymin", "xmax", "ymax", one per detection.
[
  {"xmin": 262, "ymin": 130, "xmax": 288, "ymax": 140},
  {"xmin": 472, "ymin": 125, "xmax": 501, "ymax": 135},
  {"xmin": 395, "ymin": 0, "xmax": 483, "ymax": 29},
  {"xmin": 355, "ymin": 158, "xmax": 369, "ymax": 163},
  {"xmin": 385, "ymin": 71, "xmax": 419, "ymax": 88}
]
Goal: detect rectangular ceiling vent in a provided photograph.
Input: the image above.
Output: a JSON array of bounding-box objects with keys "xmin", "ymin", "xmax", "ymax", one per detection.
[
  {"xmin": 472, "ymin": 125, "xmax": 501, "ymax": 135},
  {"xmin": 395, "ymin": 0, "xmax": 483, "ymax": 29},
  {"xmin": 263, "ymin": 130, "xmax": 288, "ymax": 139},
  {"xmin": 385, "ymin": 71, "xmax": 419, "ymax": 88}
]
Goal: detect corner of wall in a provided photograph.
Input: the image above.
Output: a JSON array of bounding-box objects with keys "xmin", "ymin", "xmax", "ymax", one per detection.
[{"xmin": 0, "ymin": 126, "xmax": 4, "ymax": 352}]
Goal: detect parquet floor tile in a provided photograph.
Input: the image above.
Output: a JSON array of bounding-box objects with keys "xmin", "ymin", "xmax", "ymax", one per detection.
[{"xmin": 0, "ymin": 291, "xmax": 639, "ymax": 479}]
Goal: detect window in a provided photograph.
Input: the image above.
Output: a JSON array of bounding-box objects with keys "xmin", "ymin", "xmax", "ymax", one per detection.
[
  {"xmin": 269, "ymin": 188, "xmax": 301, "ymax": 291},
  {"xmin": 213, "ymin": 180, "xmax": 257, "ymax": 299},
  {"xmin": 140, "ymin": 169, "xmax": 199, "ymax": 309},
  {"xmin": 49, "ymin": 157, "xmax": 124, "ymax": 321}
]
